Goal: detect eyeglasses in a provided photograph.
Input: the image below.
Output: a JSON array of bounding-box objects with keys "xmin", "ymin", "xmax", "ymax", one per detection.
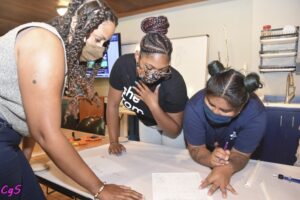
[{"xmin": 138, "ymin": 61, "xmax": 172, "ymax": 80}]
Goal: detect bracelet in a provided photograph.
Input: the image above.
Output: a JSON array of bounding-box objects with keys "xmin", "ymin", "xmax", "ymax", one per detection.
[
  {"xmin": 94, "ymin": 183, "xmax": 106, "ymax": 200},
  {"xmin": 110, "ymin": 141, "xmax": 118, "ymax": 144}
]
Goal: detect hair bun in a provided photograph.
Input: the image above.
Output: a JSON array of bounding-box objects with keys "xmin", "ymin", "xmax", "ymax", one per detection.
[
  {"xmin": 208, "ymin": 60, "xmax": 225, "ymax": 76},
  {"xmin": 141, "ymin": 16, "xmax": 169, "ymax": 35},
  {"xmin": 244, "ymin": 73, "xmax": 263, "ymax": 93}
]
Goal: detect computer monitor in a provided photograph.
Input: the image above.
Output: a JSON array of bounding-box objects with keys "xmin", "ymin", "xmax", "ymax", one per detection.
[{"xmin": 86, "ymin": 33, "xmax": 121, "ymax": 78}]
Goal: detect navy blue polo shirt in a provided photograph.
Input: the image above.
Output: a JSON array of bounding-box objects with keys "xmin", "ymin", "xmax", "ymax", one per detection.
[{"xmin": 183, "ymin": 89, "xmax": 266, "ymax": 154}]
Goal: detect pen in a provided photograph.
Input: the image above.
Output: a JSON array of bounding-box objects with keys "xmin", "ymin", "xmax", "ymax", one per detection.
[
  {"xmin": 273, "ymin": 174, "xmax": 300, "ymax": 184},
  {"xmin": 224, "ymin": 131, "xmax": 237, "ymax": 150},
  {"xmin": 223, "ymin": 141, "xmax": 229, "ymax": 150},
  {"xmin": 223, "ymin": 131, "xmax": 236, "ymax": 150}
]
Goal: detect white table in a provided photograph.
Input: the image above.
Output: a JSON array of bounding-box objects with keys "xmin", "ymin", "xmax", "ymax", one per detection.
[{"xmin": 35, "ymin": 141, "xmax": 300, "ymax": 200}]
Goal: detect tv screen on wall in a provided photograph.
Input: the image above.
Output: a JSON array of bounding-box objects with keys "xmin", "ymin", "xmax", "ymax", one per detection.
[{"xmin": 86, "ymin": 33, "xmax": 121, "ymax": 78}]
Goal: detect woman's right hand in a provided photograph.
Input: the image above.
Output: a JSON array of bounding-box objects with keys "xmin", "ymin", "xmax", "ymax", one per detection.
[
  {"xmin": 108, "ymin": 142, "xmax": 126, "ymax": 155},
  {"xmin": 210, "ymin": 147, "xmax": 230, "ymax": 167},
  {"xmin": 99, "ymin": 184, "xmax": 143, "ymax": 200}
]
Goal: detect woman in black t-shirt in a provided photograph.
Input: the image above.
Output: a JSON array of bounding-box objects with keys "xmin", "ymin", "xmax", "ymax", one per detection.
[{"xmin": 107, "ymin": 16, "xmax": 188, "ymax": 154}]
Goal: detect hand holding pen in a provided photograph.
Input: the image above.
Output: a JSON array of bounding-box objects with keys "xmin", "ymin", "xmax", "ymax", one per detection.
[
  {"xmin": 210, "ymin": 143, "xmax": 230, "ymax": 167},
  {"xmin": 210, "ymin": 130, "xmax": 237, "ymax": 167}
]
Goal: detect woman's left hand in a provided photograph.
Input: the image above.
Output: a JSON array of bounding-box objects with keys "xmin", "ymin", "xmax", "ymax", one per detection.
[
  {"xmin": 133, "ymin": 81, "xmax": 160, "ymax": 109},
  {"xmin": 200, "ymin": 165, "xmax": 237, "ymax": 199}
]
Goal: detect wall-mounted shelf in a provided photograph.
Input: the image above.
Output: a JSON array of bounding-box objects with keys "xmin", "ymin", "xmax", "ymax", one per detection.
[{"xmin": 259, "ymin": 26, "xmax": 299, "ymax": 73}]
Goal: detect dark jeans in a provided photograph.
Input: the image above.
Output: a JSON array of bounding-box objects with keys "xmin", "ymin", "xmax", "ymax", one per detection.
[{"xmin": 0, "ymin": 118, "xmax": 45, "ymax": 200}]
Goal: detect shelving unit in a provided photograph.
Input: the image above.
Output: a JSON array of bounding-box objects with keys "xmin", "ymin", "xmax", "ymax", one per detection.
[{"xmin": 259, "ymin": 26, "xmax": 299, "ymax": 73}]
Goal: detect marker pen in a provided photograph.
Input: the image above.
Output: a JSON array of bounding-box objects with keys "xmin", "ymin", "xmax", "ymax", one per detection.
[{"xmin": 273, "ymin": 174, "xmax": 300, "ymax": 184}]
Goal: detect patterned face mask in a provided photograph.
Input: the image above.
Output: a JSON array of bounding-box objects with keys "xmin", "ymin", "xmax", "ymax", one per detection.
[{"xmin": 137, "ymin": 62, "xmax": 172, "ymax": 84}]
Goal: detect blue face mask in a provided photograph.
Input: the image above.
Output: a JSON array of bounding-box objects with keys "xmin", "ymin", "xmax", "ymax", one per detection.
[{"xmin": 203, "ymin": 102, "xmax": 233, "ymax": 124}]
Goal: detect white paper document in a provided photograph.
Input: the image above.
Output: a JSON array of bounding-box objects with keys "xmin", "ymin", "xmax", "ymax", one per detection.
[
  {"xmin": 83, "ymin": 156, "xmax": 126, "ymax": 178},
  {"xmin": 152, "ymin": 172, "xmax": 213, "ymax": 200}
]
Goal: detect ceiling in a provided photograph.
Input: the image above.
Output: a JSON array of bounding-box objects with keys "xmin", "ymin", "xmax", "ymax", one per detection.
[{"xmin": 0, "ymin": 0, "xmax": 205, "ymax": 36}]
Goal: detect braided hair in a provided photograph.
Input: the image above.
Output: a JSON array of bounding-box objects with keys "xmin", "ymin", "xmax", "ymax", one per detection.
[
  {"xmin": 206, "ymin": 60, "xmax": 263, "ymax": 108},
  {"xmin": 139, "ymin": 16, "xmax": 173, "ymax": 60},
  {"xmin": 49, "ymin": 0, "xmax": 118, "ymax": 98}
]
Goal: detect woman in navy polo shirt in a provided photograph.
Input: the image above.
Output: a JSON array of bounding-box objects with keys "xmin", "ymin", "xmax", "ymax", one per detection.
[{"xmin": 183, "ymin": 61, "xmax": 266, "ymax": 199}]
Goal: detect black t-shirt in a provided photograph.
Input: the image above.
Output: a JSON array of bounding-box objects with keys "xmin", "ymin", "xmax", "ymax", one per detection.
[{"xmin": 109, "ymin": 54, "xmax": 188, "ymax": 126}]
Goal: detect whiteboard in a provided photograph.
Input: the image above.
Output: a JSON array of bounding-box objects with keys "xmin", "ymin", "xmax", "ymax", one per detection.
[{"xmin": 121, "ymin": 35, "xmax": 209, "ymax": 98}]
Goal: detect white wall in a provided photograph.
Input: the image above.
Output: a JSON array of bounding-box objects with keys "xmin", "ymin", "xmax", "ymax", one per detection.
[
  {"xmin": 95, "ymin": 0, "xmax": 300, "ymax": 98},
  {"xmin": 251, "ymin": 0, "xmax": 300, "ymax": 96},
  {"xmin": 117, "ymin": 0, "xmax": 252, "ymax": 69}
]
